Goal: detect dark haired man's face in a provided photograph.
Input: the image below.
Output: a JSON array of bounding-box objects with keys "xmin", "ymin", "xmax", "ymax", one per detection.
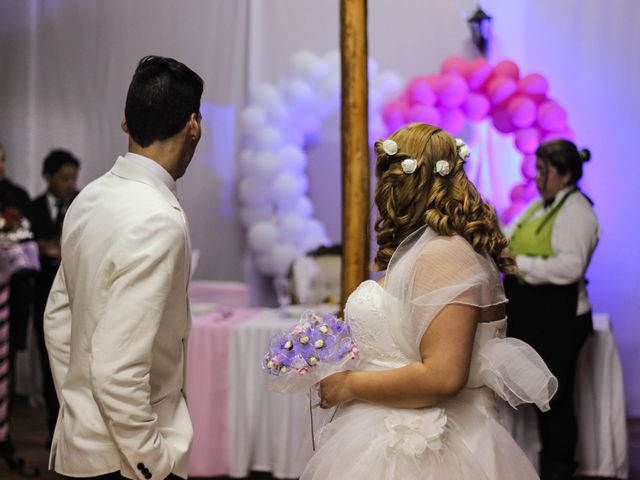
[{"xmin": 46, "ymin": 164, "xmax": 78, "ymax": 201}]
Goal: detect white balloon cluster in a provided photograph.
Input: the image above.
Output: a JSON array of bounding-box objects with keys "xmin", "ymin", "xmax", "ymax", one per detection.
[{"xmin": 240, "ymin": 50, "xmax": 403, "ymax": 277}]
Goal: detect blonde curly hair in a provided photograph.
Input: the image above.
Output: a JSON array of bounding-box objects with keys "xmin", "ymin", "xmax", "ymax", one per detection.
[{"xmin": 373, "ymin": 122, "xmax": 511, "ymax": 272}]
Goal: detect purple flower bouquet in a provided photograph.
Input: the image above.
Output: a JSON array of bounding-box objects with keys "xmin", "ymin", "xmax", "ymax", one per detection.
[{"xmin": 263, "ymin": 311, "xmax": 359, "ymax": 394}]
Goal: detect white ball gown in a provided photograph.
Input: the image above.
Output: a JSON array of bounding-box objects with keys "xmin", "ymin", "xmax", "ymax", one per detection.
[{"xmin": 301, "ymin": 228, "xmax": 557, "ymax": 480}]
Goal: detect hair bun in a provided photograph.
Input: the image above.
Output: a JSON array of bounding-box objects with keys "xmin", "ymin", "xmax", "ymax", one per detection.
[{"xmin": 579, "ymin": 148, "xmax": 591, "ymax": 162}]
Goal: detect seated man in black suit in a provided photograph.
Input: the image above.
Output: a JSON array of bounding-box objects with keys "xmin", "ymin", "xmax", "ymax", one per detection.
[{"xmin": 31, "ymin": 149, "xmax": 80, "ymax": 441}]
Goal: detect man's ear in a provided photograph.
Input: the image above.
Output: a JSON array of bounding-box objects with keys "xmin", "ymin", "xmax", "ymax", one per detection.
[
  {"xmin": 188, "ymin": 112, "xmax": 201, "ymax": 141},
  {"xmin": 121, "ymin": 116, "xmax": 129, "ymax": 134}
]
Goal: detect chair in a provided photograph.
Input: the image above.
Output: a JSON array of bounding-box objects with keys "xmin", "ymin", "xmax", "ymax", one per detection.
[{"xmin": 290, "ymin": 245, "xmax": 341, "ymax": 305}]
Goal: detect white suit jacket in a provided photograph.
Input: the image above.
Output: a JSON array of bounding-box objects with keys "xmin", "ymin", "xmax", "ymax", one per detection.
[{"xmin": 44, "ymin": 155, "xmax": 193, "ymax": 480}]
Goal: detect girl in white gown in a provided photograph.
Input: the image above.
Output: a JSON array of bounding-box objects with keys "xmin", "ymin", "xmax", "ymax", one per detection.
[{"xmin": 301, "ymin": 123, "xmax": 557, "ymax": 479}]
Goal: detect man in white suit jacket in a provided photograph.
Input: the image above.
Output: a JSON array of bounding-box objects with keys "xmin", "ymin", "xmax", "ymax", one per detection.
[{"xmin": 44, "ymin": 56, "xmax": 203, "ymax": 480}]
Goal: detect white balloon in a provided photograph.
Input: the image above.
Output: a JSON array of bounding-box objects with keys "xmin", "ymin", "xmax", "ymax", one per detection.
[
  {"xmin": 301, "ymin": 233, "xmax": 329, "ymax": 254},
  {"xmin": 279, "ymin": 214, "xmax": 308, "ymax": 244},
  {"xmin": 369, "ymin": 114, "xmax": 387, "ymax": 145},
  {"xmin": 265, "ymin": 99, "xmax": 289, "ymax": 124},
  {"xmin": 256, "ymin": 126, "xmax": 283, "ymax": 149},
  {"xmin": 254, "ymin": 151, "xmax": 281, "ymax": 181},
  {"xmin": 272, "ymin": 172, "xmax": 304, "ymax": 207},
  {"xmin": 239, "ymin": 149, "xmax": 255, "ymax": 174},
  {"xmin": 241, "ymin": 205, "xmax": 273, "ymax": 227},
  {"xmin": 252, "ymin": 83, "xmax": 282, "ymax": 108},
  {"xmin": 239, "ymin": 177, "xmax": 271, "ymax": 206},
  {"xmin": 318, "ymin": 73, "xmax": 341, "ymax": 106},
  {"xmin": 368, "ymin": 88, "xmax": 383, "ymax": 117},
  {"xmin": 256, "ymin": 253, "xmax": 274, "ymax": 275},
  {"xmin": 284, "ymin": 79, "xmax": 316, "ymax": 108},
  {"xmin": 368, "ymin": 57, "xmax": 379, "ymax": 80},
  {"xmin": 248, "ymin": 221, "xmax": 279, "ymax": 253},
  {"xmin": 373, "ymin": 70, "xmax": 404, "ymax": 96},
  {"xmin": 242, "ymin": 106, "xmax": 266, "ymax": 129},
  {"xmin": 269, "ymin": 243, "xmax": 300, "ymax": 277},
  {"xmin": 324, "ymin": 50, "xmax": 341, "ymax": 74},
  {"xmin": 279, "ymin": 145, "xmax": 307, "ymax": 174},
  {"xmin": 307, "ymin": 219, "xmax": 326, "ymax": 237},
  {"xmin": 276, "ymin": 195, "xmax": 313, "ymax": 218}
]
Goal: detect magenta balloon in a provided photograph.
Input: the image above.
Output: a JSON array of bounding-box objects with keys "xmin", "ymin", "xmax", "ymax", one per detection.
[
  {"xmin": 436, "ymin": 74, "xmax": 469, "ymax": 108},
  {"xmin": 514, "ymin": 127, "xmax": 541, "ymax": 154},
  {"xmin": 519, "ymin": 73, "xmax": 549, "ymax": 96},
  {"xmin": 541, "ymin": 128, "xmax": 576, "ymax": 143},
  {"xmin": 439, "ymin": 107, "xmax": 465, "ymax": 134},
  {"xmin": 510, "ymin": 183, "xmax": 528, "ymax": 203},
  {"xmin": 524, "ymin": 181, "xmax": 539, "ymax": 201},
  {"xmin": 382, "ymin": 100, "xmax": 408, "ymax": 132},
  {"xmin": 466, "ymin": 59, "xmax": 493, "ymax": 91},
  {"xmin": 491, "ymin": 106, "xmax": 515, "ymax": 134},
  {"xmin": 493, "ymin": 60, "xmax": 520, "ymax": 80},
  {"xmin": 463, "ymin": 92, "xmax": 491, "ymax": 120},
  {"xmin": 441, "ymin": 55, "xmax": 470, "ymax": 76},
  {"xmin": 406, "ymin": 76, "xmax": 437, "ymax": 106},
  {"xmin": 520, "ymin": 154, "xmax": 537, "ymax": 180},
  {"xmin": 537, "ymin": 100, "xmax": 568, "ymax": 132},
  {"xmin": 486, "ymin": 76, "xmax": 519, "ymax": 105},
  {"xmin": 406, "ymin": 104, "xmax": 441, "ymax": 125},
  {"xmin": 507, "ymin": 95, "xmax": 537, "ymax": 129}
]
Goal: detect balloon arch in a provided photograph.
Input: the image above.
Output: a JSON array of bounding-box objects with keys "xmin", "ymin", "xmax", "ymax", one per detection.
[{"xmin": 240, "ymin": 51, "xmax": 573, "ymax": 276}]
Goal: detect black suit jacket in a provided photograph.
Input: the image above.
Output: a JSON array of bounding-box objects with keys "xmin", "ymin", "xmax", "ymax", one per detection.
[{"xmin": 0, "ymin": 178, "xmax": 31, "ymax": 216}]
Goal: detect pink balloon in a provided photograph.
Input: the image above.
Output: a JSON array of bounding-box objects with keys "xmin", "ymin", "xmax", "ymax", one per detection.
[
  {"xmin": 507, "ymin": 95, "xmax": 537, "ymax": 129},
  {"xmin": 382, "ymin": 100, "xmax": 408, "ymax": 132},
  {"xmin": 406, "ymin": 104, "xmax": 441, "ymax": 125},
  {"xmin": 541, "ymin": 128, "xmax": 576, "ymax": 143},
  {"xmin": 510, "ymin": 183, "xmax": 528, "ymax": 203},
  {"xmin": 466, "ymin": 58, "xmax": 493, "ymax": 91},
  {"xmin": 441, "ymin": 55, "xmax": 470, "ymax": 76},
  {"xmin": 406, "ymin": 76, "xmax": 437, "ymax": 106},
  {"xmin": 519, "ymin": 73, "xmax": 549, "ymax": 96},
  {"xmin": 514, "ymin": 127, "xmax": 541, "ymax": 154},
  {"xmin": 463, "ymin": 92, "xmax": 491, "ymax": 120},
  {"xmin": 491, "ymin": 106, "xmax": 515, "ymax": 134},
  {"xmin": 537, "ymin": 100, "xmax": 568, "ymax": 132},
  {"xmin": 438, "ymin": 107, "xmax": 465, "ymax": 134},
  {"xmin": 435, "ymin": 74, "xmax": 469, "ymax": 108},
  {"xmin": 500, "ymin": 205, "xmax": 519, "ymax": 225},
  {"xmin": 520, "ymin": 154, "xmax": 537, "ymax": 180},
  {"xmin": 493, "ymin": 60, "xmax": 520, "ymax": 80},
  {"xmin": 524, "ymin": 180, "xmax": 539, "ymax": 201},
  {"xmin": 486, "ymin": 76, "xmax": 519, "ymax": 105}
]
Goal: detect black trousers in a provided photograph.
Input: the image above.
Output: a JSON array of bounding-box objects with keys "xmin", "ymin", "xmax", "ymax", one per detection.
[
  {"xmin": 33, "ymin": 261, "xmax": 60, "ymax": 434},
  {"xmin": 65, "ymin": 473, "xmax": 184, "ymax": 480},
  {"xmin": 504, "ymin": 277, "xmax": 591, "ymax": 480}
]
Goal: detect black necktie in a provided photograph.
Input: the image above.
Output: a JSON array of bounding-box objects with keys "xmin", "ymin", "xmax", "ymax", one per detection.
[{"xmin": 55, "ymin": 199, "xmax": 65, "ymax": 232}]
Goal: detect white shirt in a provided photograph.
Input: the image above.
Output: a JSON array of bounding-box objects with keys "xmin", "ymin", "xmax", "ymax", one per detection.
[
  {"xmin": 46, "ymin": 192, "xmax": 65, "ymax": 221},
  {"xmin": 504, "ymin": 186, "xmax": 600, "ymax": 315},
  {"xmin": 124, "ymin": 151, "xmax": 177, "ymax": 197}
]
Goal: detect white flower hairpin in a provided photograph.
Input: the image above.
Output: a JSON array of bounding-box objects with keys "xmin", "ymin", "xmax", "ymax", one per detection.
[
  {"xmin": 455, "ymin": 138, "xmax": 471, "ymax": 161},
  {"xmin": 401, "ymin": 159, "xmax": 418, "ymax": 174},
  {"xmin": 382, "ymin": 139, "xmax": 398, "ymax": 156},
  {"xmin": 434, "ymin": 160, "xmax": 450, "ymax": 176}
]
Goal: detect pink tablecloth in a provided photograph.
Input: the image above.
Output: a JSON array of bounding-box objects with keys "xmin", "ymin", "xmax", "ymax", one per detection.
[{"xmin": 187, "ymin": 306, "xmax": 261, "ymax": 477}]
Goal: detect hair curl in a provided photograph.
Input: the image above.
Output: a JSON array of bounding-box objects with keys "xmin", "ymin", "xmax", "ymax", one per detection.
[{"xmin": 373, "ymin": 123, "xmax": 511, "ymax": 272}]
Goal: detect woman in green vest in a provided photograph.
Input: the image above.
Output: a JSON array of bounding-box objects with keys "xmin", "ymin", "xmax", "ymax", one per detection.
[{"xmin": 503, "ymin": 139, "xmax": 600, "ymax": 480}]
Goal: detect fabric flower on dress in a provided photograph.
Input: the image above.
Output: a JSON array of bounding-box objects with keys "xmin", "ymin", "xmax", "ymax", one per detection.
[
  {"xmin": 382, "ymin": 139, "xmax": 399, "ymax": 156},
  {"xmin": 434, "ymin": 160, "xmax": 450, "ymax": 176},
  {"xmin": 455, "ymin": 138, "xmax": 471, "ymax": 161},
  {"xmin": 384, "ymin": 408, "xmax": 448, "ymax": 457},
  {"xmin": 401, "ymin": 159, "xmax": 418, "ymax": 175}
]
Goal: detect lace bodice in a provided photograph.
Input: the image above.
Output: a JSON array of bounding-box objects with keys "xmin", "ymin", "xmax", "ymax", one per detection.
[{"xmin": 345, "ymin": 279, "xmax": 508, "ymax": 384}]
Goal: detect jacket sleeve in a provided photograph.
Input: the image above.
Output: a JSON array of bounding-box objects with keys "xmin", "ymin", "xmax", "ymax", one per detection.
[
  {"xmin": 44, "ymin": 266, "xmax": 72, "ymax": 401},
  {"xmin": 89, "ymin": 211, "xmax": 187, "ymax": 480}
]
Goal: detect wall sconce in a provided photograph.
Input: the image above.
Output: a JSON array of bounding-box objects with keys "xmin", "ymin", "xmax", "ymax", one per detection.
[{"xmin": 467, "ymin": 5, "xmax": 492, "ymax": 56}]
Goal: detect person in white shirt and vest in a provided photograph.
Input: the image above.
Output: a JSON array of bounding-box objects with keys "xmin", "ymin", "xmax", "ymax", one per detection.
[
  {"xmin": 44, "ymin": 56, "xmax": 203, "ymax": 480},
  {"xmin": 503, "ymin": 139, "xmax": 600, "ymax": 480},
  {"xmin": 31, "ymin": 149, "xmax": 80, "ymax": 443}
]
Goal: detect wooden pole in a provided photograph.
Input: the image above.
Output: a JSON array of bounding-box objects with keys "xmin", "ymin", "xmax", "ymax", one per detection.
[{"xmin": 340, "ymin": 0, "xmax": 369, "ymax": 309}]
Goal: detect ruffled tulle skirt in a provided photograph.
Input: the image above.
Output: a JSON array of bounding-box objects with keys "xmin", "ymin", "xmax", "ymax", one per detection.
[{"xmin": 301, "ymin": 388, "xmax": 539, "ymax": 480}]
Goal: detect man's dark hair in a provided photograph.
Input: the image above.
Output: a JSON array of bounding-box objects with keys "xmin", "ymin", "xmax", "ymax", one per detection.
[
  {"xmin": 125, "ymin": 56, "xmax": 204, "ymax": 148},
  {"xmin": 42, "ymin": 149, "xmax": 81, "ymax": 176}
]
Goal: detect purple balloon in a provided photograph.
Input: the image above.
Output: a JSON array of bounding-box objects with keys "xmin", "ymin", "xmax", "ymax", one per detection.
[
  {"xmin": 441, "ymin": 55, "xmax": 470, "ymax": 76},
  {"xmin": 439, "ymin": 107, "xmax": 465, "ymax": 134},
  {"xmin": 382, "ymin": 100, "xmax": 408, "ymax": 132},
  {"xmin": 407, "ymin": 104, "xmax": 441, "ymax": 124},
  {"xmin": 520, "ymin": 154, "xmax": 537, "ymax": 180},
  {"xmin": 435, "ymin": 73, "xmax": 469, "ymax": 108},
  {"xmin": 486, "ymin": 76, "xmax": 519, "ymax": 106},
  {"xmin": 519, "ymin": 73, "xmax": 549, "ymax": 96},
  {"xmin": 491, "ymin": 106, "xmax": 515, "ymax": 134},
  {"xmin": 406, "ymin": 76, "xmax": 437, "ymax": 106},
  {"xmin": 493, "ymin": 60, "xmax": 520, "ymax": 80},
  {"xmin": 466, "ymin": 59, "xmax": 493, "ymax": 91}
]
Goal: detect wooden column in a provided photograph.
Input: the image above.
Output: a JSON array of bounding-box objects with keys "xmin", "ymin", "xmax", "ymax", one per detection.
[{"xmin": 340, "ymin": 0, "xmax": 369, "ymax": 308}]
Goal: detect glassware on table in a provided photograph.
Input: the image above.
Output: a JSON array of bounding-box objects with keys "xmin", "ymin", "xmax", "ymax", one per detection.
[{"xmin": 273, "ymin": 276, "xmax": 292, "ymax": 310}]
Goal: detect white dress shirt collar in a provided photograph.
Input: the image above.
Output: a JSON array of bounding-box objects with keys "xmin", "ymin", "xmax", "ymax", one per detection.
[{"xmin": 124, "ymin": 152, "xmax": 177, "ymax": 197}]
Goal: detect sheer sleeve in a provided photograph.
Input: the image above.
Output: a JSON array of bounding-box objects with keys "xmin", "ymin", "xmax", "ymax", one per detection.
[{"xmin": 382, "ymin": 228, "xmax": 506, "ymax": 355}]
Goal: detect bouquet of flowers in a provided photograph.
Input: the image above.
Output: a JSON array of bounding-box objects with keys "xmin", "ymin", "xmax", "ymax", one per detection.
[
  {"xmin": 263, "ymin": 311, "xmax": 359, "ymax": 394},
  {"xmin": 0, "ymin": 207, "xmax": 33, "ymax": 245}
]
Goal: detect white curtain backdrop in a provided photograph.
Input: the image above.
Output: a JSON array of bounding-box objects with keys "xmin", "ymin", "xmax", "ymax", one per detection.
[{"xmin": 1, "ymin": 0, "xmax": 639, "ymax": 414}]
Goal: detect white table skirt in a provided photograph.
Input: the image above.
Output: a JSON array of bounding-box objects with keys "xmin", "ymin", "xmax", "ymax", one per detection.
[{"xmin": 502, "ymin": 313, "xmax": 629, "ymax": 479}]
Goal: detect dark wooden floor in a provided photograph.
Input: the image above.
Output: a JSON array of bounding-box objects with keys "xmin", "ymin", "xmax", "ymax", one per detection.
[{"xmin": 2, "ymin": 396, "xmax": 639, "ymax": 479}]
